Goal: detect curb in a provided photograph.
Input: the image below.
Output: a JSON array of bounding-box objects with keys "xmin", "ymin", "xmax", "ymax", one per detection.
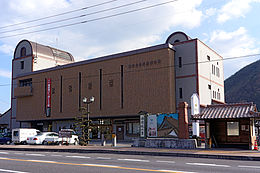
[{"xmin": 0, "ymin": 147, "xmax": 260, "ymax": 161}]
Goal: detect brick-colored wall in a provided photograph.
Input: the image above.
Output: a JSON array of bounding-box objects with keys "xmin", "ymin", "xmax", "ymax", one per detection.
[{"xmin": 15, "ymin": 48, "xmax": 176, "ymax": 121}]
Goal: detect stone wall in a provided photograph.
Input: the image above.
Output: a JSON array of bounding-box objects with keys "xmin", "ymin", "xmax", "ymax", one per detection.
[{"xmin": 133, "ymin": 138, "xmax": 197, "ymax": 149}]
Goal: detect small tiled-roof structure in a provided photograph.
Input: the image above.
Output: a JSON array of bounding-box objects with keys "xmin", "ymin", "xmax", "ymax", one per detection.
[{"xmin": 192, "ymin": 102, "xmax": 260, "ymax": 120}]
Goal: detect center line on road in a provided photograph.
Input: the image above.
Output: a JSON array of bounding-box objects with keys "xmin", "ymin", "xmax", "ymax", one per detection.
[
  {"xmin": 0, "ymin": 168, "xmax": 29, "ymax": 173},
  {"xmin": 159, "ymin": 170, "xmax": 196, "ymax": 173},
  {"xmin": 118, "ymin": 158, "xmax": 150, "ymax": 162},
  {"xmin": 186, "ymin": 163, "xmax": 230, "ymax": 168},
  {"xmin": 25, "ymin": 154, "xmax": 45, "ymax": 157},
  {"xmin": 28, "ymin": 160, "xmax": 57, "ymax": 163},
  {"xmin": 66, "ymin": 156, "xmax": 90, "ymax": 159},
  {"xmin": 238, "ymin": 165, "xmax": 260, "ymax": 169},
  {"xmin": 156, "ymin": 160, "xmax": 176, "ymax": 164}
]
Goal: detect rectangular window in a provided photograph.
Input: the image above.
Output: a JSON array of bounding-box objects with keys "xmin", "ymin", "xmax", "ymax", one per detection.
[
  {"xmin": 121, "ymin": 65, "xmax": 124, "ymax": 109},
  {"xmin": 179, "ymin": 88, "xmax": 183, "ymax": 99},
  {"xmin": 20, "ymin": 61, "xmax": 24, "ymax": 69},
  {"xmin": 60, "ymin": 76, "xmax": 63, "ymax": 113},
  {"xmin": 99, "ymin": 69, "xmax": 102, "ymax": 110},
  {"xmin": 178, "ymin": 57, "xmax": 182, "ymax": 68},
  {"xmin": 126, "ymin": 122, "xmax": 140, "ymax": 135},
  {"xmin": 19, "ymin": 78, "xmax": 32, "ymax": 87},
  {"xmin": 78, "ymin": 72, "xmax": 81, "ymax": 109},
  {"xmin": 207, "ymin": 55, "xmax": 210, "ymax": 61},
  {"xmin": 208, "ymin": 84, "xmax": 211, "ymax": 90},
  {"xmin": 212, "ymin": 64, "xmax": 214, "ymax": 74},
  {"xmin": 227, "ymin": 122, "xmax": 239, "ymax": 136}
]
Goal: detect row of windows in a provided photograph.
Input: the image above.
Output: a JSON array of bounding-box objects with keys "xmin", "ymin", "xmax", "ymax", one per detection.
[
  {"xmin": 212, "ymin": 64, "xmax": 220, "ymax": 77},
  {"xmin": 127, "ymin": 59, "xmax": 161, "ymax": 69},
  {"xmin": 213, "ymin": 90, "xmax": 221, "ymax": 100}
]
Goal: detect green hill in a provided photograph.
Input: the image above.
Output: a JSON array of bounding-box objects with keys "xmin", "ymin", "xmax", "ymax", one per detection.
[{"xmin": 225, "ymin": 60, "xmax": 260, "ymax": 107}]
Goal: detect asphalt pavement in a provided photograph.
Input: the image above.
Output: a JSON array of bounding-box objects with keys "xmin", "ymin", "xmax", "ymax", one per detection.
[
  {"xmin": 1, "ymin": 150, "xmax": 260, "ymax": 173},
  {"xmin": 1, "ymin": 141, "xmax": 260, "ymax": 161}
]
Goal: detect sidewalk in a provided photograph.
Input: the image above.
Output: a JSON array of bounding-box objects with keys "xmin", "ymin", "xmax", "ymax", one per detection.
[{"xmin": 1, "ymin": 142, "xmax": 260, "ymax": 161}]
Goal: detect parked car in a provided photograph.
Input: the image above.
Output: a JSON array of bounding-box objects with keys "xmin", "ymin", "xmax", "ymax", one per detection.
[
  {"xmin": 44, "ymin": 129, "xmax": 79, "ymax": 145},
  {"xmin": 0, "ymin": 132, "xmax": 12, "ymax": 145},
  {"xmin": 42, "ymin": 132, "xmax": 59, "ymax": 145},
  {"xmin": 12, "ymin": 128, "xmax": 41, "ymax": 144},
  {"xmin": 27, "ymin": 132, "xmax": 58, "ymax": 145}
]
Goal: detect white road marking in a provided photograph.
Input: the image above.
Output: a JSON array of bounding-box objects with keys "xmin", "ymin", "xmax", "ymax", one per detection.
[
  {"xmin": 156, "ymin": 160, "xmax": 176, "ymax": 164},
  {"xmin": 83, "ymin": 164, "xmax": 119, "ymax": 168},
  {"xmin": 51, "ymin": 155, "xmax": 63, "ymax": 157},
  {"xmin": 0, "ymin": 168, "xmax": 29, "ymax": 173},
  {"xmin": 238, "ymin": 165, "xmax": 260, "ymax": 169},
  {"xmin": 28, "ymin": 160, "xmax": 57, "ymax": 163},
  {"xmin": 186, "ymin": 162, "xmax": 230, "ymax": 168},
  {"xmin": 96, "ymin": 157, "xmax": 111, "ymax": 160},
  {"xmin": 0, "ymin": 152, "xmax": 9, "ymax": 155},
  {"xmin": 159, "ymin": 170, "xmax": 196, "ymax": 173},
  {"xmin": 25, "ymin": 154, "xmax": 45, "ymax": 157},
  {"xmin": 66, "ymin": 156, "xmax": 91, "ymax": 159},
  {"xmin": 118, "ymin": 158, "xmax": 150, "ymax": 162}
]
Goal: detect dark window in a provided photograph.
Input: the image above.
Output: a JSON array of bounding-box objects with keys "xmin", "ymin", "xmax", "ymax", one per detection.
[
  {"xmin": 179, "ymin": 88, "xmax": 183, "ymax": 99},
  {"xmin": 207, "ymin": 55, "xmax": 210, "ymax": 61},
  {"xmin": 121, "ymin": 65, "xmax": 124, "ymax": 109},
  {"xmin": 208, "ymin": 84, "xmax": 211, "ymax": 90},
  {"xmin": 99, "ymin": 69, "xmax": 102, "ymax": 110},
  {"xmin": 20, "ymin": 61, "xmax": 24, "ymax": 69},
  {"xmin": 19, "ymin": 78, "xmax": 32, "ymax": 87},
  {"xmin": 158, "ymin": 59, "xmax": 161, "ymax": 64},
  {"xmin": 68, "ymin": 85, "xmax": 72, "ymax": 92},
  {"xmin": 78, "ymin": 72, "xmax": 81, "ymax": 109},
  {"xmin": 20, "ymin": 47, "xmax": 26, "ymax": 57},
  {"xmin": 174, "ymin": 40, "xmax": 180, "ymax": 43},
  {"xmin": 60, "ymin": 76, "xmax": 63, "ymax": 113},
  {"xmin": 178, "ymin": 57, "xmax": 182, "ymax": 68}
]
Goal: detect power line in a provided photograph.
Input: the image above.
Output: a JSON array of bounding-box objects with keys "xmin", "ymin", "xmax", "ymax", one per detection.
[
  {"xmin": 0, "ymin": 0, "xmax": 118, "ymax": 30},
  {"xmin": 0, "ymin": 52, "xmax": 259, "ymax": 87},
  {"xmin": 0, "ymin": 0, "xmax": 178, "ymax": 39},
  {"xmin": 0, "ymin": 0, "xmax": 147, "ymax": 35}
]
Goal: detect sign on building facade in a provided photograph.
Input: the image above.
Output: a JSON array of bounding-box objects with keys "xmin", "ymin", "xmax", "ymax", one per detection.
[{"xmin": 46, "ymin": 78, "xmax": 51, "ymax": 117}]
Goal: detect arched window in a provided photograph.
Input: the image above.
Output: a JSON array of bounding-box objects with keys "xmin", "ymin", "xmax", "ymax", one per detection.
[{"xmin": 20, "ymin": 47, "xmax": 26, "ymax": 57}]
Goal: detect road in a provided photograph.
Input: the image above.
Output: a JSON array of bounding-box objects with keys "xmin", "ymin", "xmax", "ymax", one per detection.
[{"xmin": 0, "ymin": 150, "xmax": 260, "ymax": 173}]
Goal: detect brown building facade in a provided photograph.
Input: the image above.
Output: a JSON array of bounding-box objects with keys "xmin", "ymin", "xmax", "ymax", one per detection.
[{"xmin": 14, "ymin": 43, "xmax": 175, "ymax": 140}]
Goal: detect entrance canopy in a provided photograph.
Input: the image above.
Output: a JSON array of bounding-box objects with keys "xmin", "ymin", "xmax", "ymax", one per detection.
[{"xmin": 192, "ymin": 102, "xmax": 260, "ymax": 120}]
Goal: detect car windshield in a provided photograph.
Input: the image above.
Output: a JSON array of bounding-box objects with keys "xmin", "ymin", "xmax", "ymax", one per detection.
[{"xmin": 36, "ymin": 132, "xmax": 43, "ymax": 136}]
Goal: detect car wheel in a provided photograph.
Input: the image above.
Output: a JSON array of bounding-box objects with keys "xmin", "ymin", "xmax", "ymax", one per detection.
[
  {"xmin": 6, "ymin": 141, "xmax": 11, "ymax": 145},
  {"xmin": 43, "ymin": 141, "xmax": 48, "ymax": 145}
]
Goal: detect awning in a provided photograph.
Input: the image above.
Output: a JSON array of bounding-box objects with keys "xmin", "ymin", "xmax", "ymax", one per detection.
[{"xmin": 192, "ymin": 102, "xmax": 260, "ymax": 120}]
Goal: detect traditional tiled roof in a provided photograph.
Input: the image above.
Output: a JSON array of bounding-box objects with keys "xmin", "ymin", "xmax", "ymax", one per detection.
[{"xmin": 192, "ymin": 102, "xmax": 260, "ymax": 120}]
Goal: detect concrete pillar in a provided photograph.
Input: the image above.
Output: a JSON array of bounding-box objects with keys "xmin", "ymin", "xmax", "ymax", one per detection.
[{"xmin": 178, "ymin": 102, "xmax": 189, "ymax": 139}]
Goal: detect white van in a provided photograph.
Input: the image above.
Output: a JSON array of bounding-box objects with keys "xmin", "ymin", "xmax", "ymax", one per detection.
[{"xmin": 12, "ymin": 128, "xmax": 41, "ymax": 144}]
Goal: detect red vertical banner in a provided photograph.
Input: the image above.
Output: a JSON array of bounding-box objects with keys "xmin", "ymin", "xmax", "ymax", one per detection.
[
  {"xmin": 47, "ymin": 79, "xmax": 51, "ymax": 108},
  {"xmin": 46, "ymin": 79, "xmax": 51, "ymax": 117}
]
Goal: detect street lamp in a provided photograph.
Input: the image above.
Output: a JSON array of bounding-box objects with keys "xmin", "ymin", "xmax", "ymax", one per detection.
[{"xmin": 82, "ymin": 96, "xmax": 95, "ymax": 144}]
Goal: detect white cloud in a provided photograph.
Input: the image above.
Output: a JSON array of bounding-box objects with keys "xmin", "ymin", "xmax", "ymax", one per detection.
[
  {"xmin": 0, "ymin": 69, "xmax": 11, "ymax": 78},
  {"xmin": 0, "ymin": 44, "xmax": 13, "ymax": 55},
  {"xmin": 0, "ymin": 0, "xmax": 203, "ymax": 60},
  {"xmin": 217, "ymin": 0, "xmax": 260, "ymax": 23},
  {"xmin": 209, "ymin": 27, "xmax": 260, "ymax": 79}
]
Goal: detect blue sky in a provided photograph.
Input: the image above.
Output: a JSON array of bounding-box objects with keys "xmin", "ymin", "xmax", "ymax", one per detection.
[{"xmin": 0, "ymin": 0, "xmax": 260, "ymax": 113}]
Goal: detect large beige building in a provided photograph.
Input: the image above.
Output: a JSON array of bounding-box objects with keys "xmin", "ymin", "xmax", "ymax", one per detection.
[{"xmin": 10, "ymin": 32, "xmax": 224, "ymax": 140}]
